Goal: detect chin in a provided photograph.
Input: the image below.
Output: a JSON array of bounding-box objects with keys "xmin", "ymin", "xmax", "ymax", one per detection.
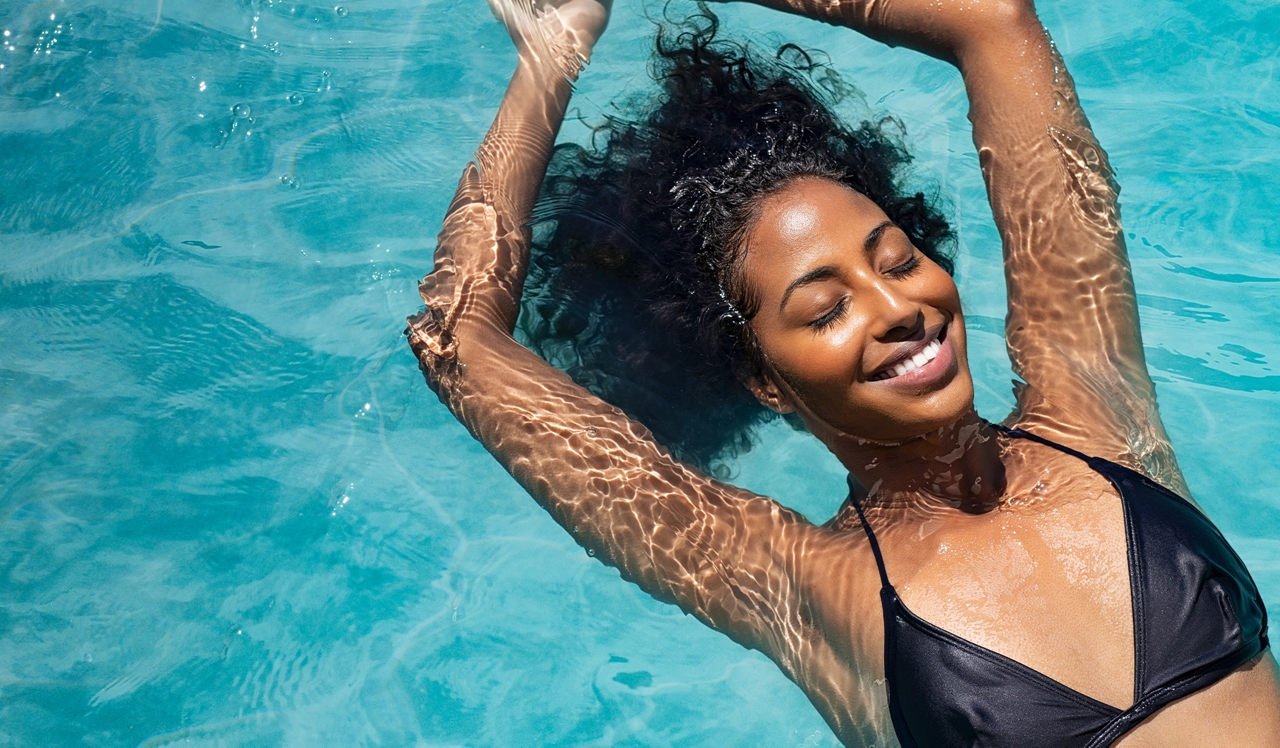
[
  {"xmin": 823, "ymin": 367, "xmax": 977, "ymax": 445},
  {"xmin": 876, "ymin": 397, "xmax": 975, "ymax": 443}
]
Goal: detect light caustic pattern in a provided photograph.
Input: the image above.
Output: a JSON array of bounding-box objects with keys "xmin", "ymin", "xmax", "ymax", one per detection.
[
  {"xmin": 3, "ymin": 0, "xmax": 1279, "ymax": 744},
  {"xmin": 405, "ymin": 0, "xmax": 1236, "ymax": 742}
]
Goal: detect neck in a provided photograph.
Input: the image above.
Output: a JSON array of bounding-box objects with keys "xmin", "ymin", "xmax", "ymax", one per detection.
[{"xmin": 825, "ymin": 410, "xmax": 1007, "ymax": 516}]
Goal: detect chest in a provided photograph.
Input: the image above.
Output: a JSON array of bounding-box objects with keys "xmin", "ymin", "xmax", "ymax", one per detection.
[
  {"xmin": 891, "ymin": 478, "xmax": 1135, "ymax": 707},
  {"xmin": 819, "ymin": 465, "xmax": 1139, "ymax": 711},
  {"xmin": 798, "ymin": 442, "xmax": 1268, "ymax": 746}
]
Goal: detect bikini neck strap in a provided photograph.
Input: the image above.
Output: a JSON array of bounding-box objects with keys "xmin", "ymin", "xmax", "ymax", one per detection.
[
  {"xmin": 847, "ymin": 479, "xmax": 893, "ymax": 591},
  {"xmin": 988, "ymin": 422, "xmax": 1091, "ymax": 463},
  {"xmin": 846, "ymin": 422, "xmax": 1090, "ymax": 592}
]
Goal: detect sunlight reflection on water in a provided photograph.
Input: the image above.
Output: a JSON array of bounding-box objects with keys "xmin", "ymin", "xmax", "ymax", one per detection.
[{"xmin": 1, "ymin": 0, "xmax": 1277, "ymax": 744}]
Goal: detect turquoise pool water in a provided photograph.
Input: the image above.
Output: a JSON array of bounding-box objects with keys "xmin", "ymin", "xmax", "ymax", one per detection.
[{"xmin": 1, "ymin": 0, "xmax": 1278, "ymax": 744}]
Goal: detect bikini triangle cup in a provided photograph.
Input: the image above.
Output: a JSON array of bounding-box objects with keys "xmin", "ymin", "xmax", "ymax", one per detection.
[{"xmin": 847, "ymin": 425, "xmax": 1268, "ymax": 748}]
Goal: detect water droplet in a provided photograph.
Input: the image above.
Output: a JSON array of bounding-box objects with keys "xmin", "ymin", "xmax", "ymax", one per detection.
[
  {"xmin": 231, "ymin": 103, "xmax": 251, "ymax": 118},
  {"xmin": 287, "ymin": 93, "xmax": 304, "ymax": 105},
  {"xmin": 335, "ymin": 5, "xmax": 348, "ymax": 16},
  {"xmin": 586, "ymin": 548, "xmax": 596, "ymax": 557}
]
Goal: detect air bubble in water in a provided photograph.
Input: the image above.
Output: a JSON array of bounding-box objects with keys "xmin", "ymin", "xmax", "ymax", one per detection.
[
  {"xmin": 232, "ymin": 103, "xmax": 251, "ymax": 118},
  {"xmin": 287, "ymin": 93, "xmax": 304, "ymax": 105},
  {"xmin": 335, "ymin": 6, "xmax": 348, "ymax": 16}
]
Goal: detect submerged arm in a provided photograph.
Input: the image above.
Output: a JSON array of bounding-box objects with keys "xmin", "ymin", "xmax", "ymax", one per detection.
[
  {"xmin": 407, "ymin": 0, "xmax": 820, "ymax": 663},
  {"xmin": 949, "ymin": 6, "xmax": 1182, "ymax": 490}
]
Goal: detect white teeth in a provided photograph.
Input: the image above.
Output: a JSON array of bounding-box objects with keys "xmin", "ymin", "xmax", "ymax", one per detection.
[{"xmin": 872, "ymin": 339, "xmax": 942, "ymax": 381}]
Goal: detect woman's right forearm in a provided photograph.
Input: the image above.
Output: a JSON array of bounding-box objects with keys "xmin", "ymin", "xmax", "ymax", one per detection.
[
  {"xmin": 407, "ymin": 26, "xmax": 809, "ymax": 656},
  {"xmin": 476, "ymin": 60, "xmax": 575, "ymax": 248},
  {"xmin": 406, "ymin": 55, "xmax": 575, "ymax": 390}
]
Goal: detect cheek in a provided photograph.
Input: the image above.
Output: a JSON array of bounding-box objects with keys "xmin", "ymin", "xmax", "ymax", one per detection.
[
  {"xmin": 800, "ymin": 330, "xmax": 863, "ymax": 386},
  {"xmin": 759, "ymin": 324, "xmax": 865, "ymax": 404},
  {"xmin": 918, "ymin": 264, "xmax": 962, "ymax": 309}
]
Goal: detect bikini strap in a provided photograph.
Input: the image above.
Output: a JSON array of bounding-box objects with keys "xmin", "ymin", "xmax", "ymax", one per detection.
[
  {"xmin": 989, "ymin": 422, "xmax": 1092, "ymax": 463},
  {"xmin": 850, "ymin": 424, "xmax": 1087, "ymax": 593},
  {"xmin": 847, "ymin": 483, "xmax": 893, "ymax": 591}
]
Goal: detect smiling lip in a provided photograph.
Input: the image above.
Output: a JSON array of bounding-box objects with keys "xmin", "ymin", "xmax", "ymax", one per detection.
[{"xmin": 867, "ymin": 323, "xmax": 956, "ymax": 388}]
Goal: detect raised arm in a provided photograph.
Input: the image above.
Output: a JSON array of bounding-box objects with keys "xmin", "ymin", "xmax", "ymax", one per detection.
[
  {"xmin": 406, "ymin": 0, "xmax": 819, "ymax": 663},
  {"xmin": 730, "ymin": 0, "xmax": 1186, "ymax": 491}
]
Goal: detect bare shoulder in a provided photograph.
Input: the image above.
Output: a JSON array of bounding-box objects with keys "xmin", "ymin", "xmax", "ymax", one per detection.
[
  {"xmin": 763, "ymin": 521, "xmax": 892, "ymax": 743},
  {"xmin": 1005, "ymin": 381, "xmax": 1191, "ymax": 500}
]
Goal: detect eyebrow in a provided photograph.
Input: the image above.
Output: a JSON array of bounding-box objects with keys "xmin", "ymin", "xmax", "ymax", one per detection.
[
  {"xmin": 777, "ymin": 220, "xmax": 898, "ymax": 312},
  {"xmin": 779, "ymin": 265, "xmax": 840, "ymax": 312},
  {"xmin": 863, "ymin": 220, "xmax": 896, "ymax": 253}
]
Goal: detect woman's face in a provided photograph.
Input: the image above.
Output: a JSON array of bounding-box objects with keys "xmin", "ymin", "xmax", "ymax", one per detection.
[{"xmin": 741, "ymin": 177, "xmax": 974, "ymax": 443}]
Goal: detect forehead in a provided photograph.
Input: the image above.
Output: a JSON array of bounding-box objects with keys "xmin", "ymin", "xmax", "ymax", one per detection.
[{"xmin": 743, "ymin": 178, "xmax": 891, "ymax": 279}]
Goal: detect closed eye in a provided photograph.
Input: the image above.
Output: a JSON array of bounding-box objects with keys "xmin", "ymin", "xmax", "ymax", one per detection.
[
  {"xmin": 809, "ymin": 296, "xmax": 849, "ymax": 331},
  {"xmin": 887, "ymin": 254, "xmax": 922, "ymax": 278}
]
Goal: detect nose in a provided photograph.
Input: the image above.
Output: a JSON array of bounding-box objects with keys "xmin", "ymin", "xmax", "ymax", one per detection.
[{"xmin": 867, "ymin": 278, "xmax": 925, "ymax": 343}]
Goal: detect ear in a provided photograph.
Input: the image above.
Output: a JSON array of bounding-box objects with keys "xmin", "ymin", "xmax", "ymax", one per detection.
[{"xmin": 746, "ymin": 374, "xmax": 797, "ymax": 414}]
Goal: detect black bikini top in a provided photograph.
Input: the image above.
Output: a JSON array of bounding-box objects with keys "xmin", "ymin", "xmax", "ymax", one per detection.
[{"xmin": 850, "ymin": 426, "xmax": 1269, "ymax": 748}]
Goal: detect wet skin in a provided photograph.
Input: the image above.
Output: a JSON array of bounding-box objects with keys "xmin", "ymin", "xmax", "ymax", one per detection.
[
  {"xmin": 741, "ymin": 178, "xmax": 1280, "ymax": 745},
  {"xmin": 406, "ymin": 0, "xmax": 1280, "ymax": 743},
  {"xmin": 742, "ymin": 178, "xmax": 972, "ymax": 443}
]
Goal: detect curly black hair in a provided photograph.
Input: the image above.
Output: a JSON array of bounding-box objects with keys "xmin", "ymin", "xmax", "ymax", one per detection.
[{"xmin": 518, "ymin": 10, "xmax": 954, "ymax": 474}]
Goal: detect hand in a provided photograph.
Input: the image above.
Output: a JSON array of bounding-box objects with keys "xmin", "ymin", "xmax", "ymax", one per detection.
[
  {"xmin": 724, "ymin": 0, "xmax": 1037, "ymax": 62},
  {"xmin": 490, "ymin": 0, "xmax": 612, "ymax": 76}
]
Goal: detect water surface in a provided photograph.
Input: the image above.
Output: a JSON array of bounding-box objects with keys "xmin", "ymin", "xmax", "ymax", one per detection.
[{"xmin": 1, "ymin": 0, "xmax": 1278, "ymax": 744}]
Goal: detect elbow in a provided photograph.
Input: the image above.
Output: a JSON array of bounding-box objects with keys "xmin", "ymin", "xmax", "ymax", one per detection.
[
  {"xmin": 985, "ymin": 0, "xmax": 1044, "ymax": 41},
  {"xmin": 995, "ymin": 0, "xmax": 1038, "ymax": 21},
  {"xmin": 954, "ymin": 0, "xmax": 1046, "ymax": 67},
  {"xmin": 979, "ymin": 0, "xmax": 1039, "ymax": 29}
]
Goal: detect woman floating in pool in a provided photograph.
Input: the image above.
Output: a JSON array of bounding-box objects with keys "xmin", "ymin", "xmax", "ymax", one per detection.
[{"xmin": 407, "ymin": 0, "xmax": 1280, "ymax": 743}]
